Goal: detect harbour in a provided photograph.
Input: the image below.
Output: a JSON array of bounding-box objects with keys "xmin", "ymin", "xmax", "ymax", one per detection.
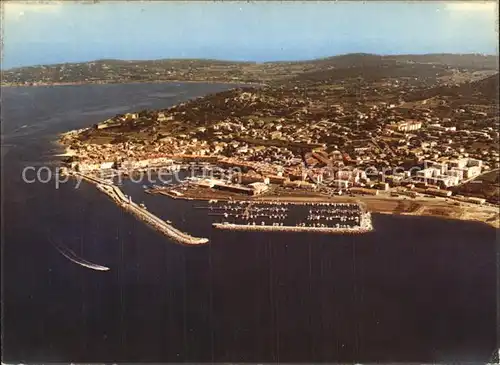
[
  {"xmin": 3, "ymin": 83, "xmax": 498, "ymax": 363},
  {"xmin": 197, "ymin": 200, "xmax": 373, "ymax": 233},
  {"xmin": 74, "ymin": 166, "xmax": 375, "ymax": 238},
  {"xmin": 82, "ymin": 170, "xmax": 374, "ymax": 239}
]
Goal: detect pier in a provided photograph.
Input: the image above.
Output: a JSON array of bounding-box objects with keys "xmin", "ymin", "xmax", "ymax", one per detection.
[
  {"xmin": 74, "ymin": 171, "xmax": 110, "ymax": 185},
  {"xmin": 73, "ymin": 170, "xmax": 209, "ymax": 245},
  {"xmin": 95, "ymin": 183, "xmax": 208, "ymax": 245},
  {"xmin": 213, "ymin": 213, "xmax": 373, "ymax": 234}
]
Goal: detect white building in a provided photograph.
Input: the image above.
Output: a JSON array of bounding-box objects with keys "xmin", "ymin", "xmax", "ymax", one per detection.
[
  {"xmin": 330, "ymin": 179, "xmax": 351, "ymax": 189},
  {"xmin": 416, "ymin": 167, "xmax": 460, "ymax": 187},
  {"xmin": 416, "ymin": 157, "xmax": 483, "ymax": 187},
  {"xmin": 392, "ymin": 120, "xmax": 422, "ymax": 132},
  {"xmin": 100, "ymin": 161, "xmax": 114, "ymax": 169},
  {"xmin": 248, "ymin": 182, "xmax": 269, "ymax": 195},
  {"xmin": 448, "ymin": 158, "xmax": 482, "ymax": 179}
]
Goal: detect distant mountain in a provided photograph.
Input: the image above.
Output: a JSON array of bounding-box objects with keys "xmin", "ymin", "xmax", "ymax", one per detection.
[
  {"xmin": 271, "ymin": 53, "xmax": 498, "ymax": 70},
  {"xmin": 2, "ymin": 53, "xmax": 498, "ymax": 86},
  {"xmin": 279, "ymin": 63, "xmax": 451, "ymax": 86}
]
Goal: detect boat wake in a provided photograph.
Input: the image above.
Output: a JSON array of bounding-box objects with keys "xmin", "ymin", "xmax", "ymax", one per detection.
[{"xmin": 48, "ymin": 234, "xmax": 110, "ymax": 271}]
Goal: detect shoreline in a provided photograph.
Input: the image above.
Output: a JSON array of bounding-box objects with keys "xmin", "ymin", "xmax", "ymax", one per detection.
[
  {"xmin": 48, "ymin": 78, "xmax": 499, "ymax": 231},
  {"xmin": 152, "ymin": 188, "xmax": 500, "ymax": 229},
  {"xmin": 76, "ymin": 173, "xmax": 376, "ymax": 240}
]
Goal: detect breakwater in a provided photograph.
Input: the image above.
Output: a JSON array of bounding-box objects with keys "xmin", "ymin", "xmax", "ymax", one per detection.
[
  {"xmin": 95, "ymin": 183, "xmax": 209, "ymax": 245},
  {"xmin": 213, "ymin": 211, "xmax": 373, "ymax": 234},
  {"xmin": 67, "ymin": 169, "xmax": 211, "ymax": 245}
]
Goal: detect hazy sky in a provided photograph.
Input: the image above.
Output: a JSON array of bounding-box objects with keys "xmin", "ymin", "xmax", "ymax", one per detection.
[{"xmin": 2, "ymin": 1, "xmax": 498, "ymax": 69}]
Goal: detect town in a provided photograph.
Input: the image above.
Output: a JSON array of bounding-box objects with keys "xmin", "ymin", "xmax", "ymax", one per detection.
[{"xmin": 55, "ymin": 54, "xmax": 499, "ymax": 228}]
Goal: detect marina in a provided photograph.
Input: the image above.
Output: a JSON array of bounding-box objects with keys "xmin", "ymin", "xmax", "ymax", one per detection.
[{"xmin": 82, "ymin": 169, "xmax": 374, "ymax": 237}]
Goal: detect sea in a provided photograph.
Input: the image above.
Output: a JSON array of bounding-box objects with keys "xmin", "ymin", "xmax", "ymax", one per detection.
[{"xmin": 2, "ymin": 83, "xmax": 498, "ymax": 363}]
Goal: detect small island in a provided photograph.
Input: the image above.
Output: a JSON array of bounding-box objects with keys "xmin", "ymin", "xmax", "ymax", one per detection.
[{"xmin": 52, "ymin": 54, "xmax": 499, "ymax": 235}]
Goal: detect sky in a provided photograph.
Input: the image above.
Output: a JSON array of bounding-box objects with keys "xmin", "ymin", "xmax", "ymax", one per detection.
[{"xmin": 2, "ymin": 1, "xmax": 498, "ymax": 69}]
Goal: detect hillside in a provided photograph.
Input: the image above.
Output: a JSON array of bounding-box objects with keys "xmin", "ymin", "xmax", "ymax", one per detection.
[
  {"xmin": 58, "ymin": 51, "xmax": 500, "ymax": 210},
  {"xmin": 2, "ymin": 53, "xmax": 498, "ymax": 87},
  {"xmin": 403, "ymin": 72, "xmax": 499, "ymax": 105},
  {"xmin": 457, "ymin": 73, "xmax": 499, "ymax": 100},
  {"xmin": 70, "ymin": 68, "xmax": 499, "ymax": 148},
  {"xmin": 275, "ymin": 53, "xmax": 498, "ymax": 70}
]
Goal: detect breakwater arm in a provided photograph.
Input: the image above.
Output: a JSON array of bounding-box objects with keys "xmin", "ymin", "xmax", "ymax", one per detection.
[
  {"xmin": 213, "ymin": 221, "xmax": 373, "ymax": 234},
  {"xmin": 213, "ymin": 209, "xmax": 373, "ymax": 234},
  {"xmin": 95, "ymin": 183, "xmax": 209, "ymax": 245},
  {"xmin": 72, "ymin": 169, "xmax": 208, "ymax": 245}
]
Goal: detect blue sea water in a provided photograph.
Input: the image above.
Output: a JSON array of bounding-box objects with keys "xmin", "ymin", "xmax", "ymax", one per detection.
[{"xmin": 1, "ymin": 83, "xmax": 498, "ymax": 362}]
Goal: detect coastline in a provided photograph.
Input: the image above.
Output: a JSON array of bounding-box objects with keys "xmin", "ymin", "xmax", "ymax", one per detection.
[
  {"xmin": 47, "ymin": 79, "xmax": 499, "ymax": 231},
  {"xmin": 73, "ymin": 172, "xmax": 375, "ymax": 240}
]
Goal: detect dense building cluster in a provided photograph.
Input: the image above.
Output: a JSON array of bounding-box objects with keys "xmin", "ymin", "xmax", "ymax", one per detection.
[{"xmin": 59, "ymin": 56, "xmax": 498, "ymax": 204}]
